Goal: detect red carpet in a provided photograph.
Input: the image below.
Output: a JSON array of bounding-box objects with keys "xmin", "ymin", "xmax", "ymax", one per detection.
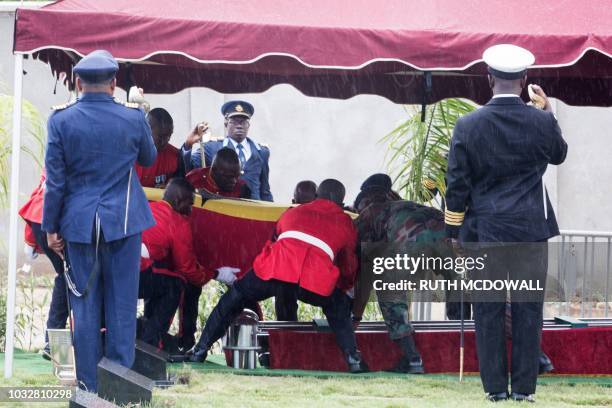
[{"xmin": 268, "ymin": 327, "xmax": 612, "ymax": 374}]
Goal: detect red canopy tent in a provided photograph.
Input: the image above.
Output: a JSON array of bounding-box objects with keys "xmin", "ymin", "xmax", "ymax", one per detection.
[
  {"xmin": 12, "ymin": 0, "xmax": 612, "ymax": 106},
  {"xmin": 6, "ymin": 0, "xmax": 612, "ymax": 377}
]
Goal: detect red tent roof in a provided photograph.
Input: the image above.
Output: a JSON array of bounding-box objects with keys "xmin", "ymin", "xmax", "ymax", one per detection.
[{"xmin": 13, "ymin": 0, "xmax": 612, "ymax": 105}]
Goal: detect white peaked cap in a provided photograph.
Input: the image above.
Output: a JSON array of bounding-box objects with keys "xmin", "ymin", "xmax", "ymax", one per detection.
[{"xmin": 483, "ymin": 44, "xmax": 535, "ymax": 79}]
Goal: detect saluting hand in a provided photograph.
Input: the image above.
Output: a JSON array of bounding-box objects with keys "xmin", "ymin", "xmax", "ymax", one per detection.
[
  {"xmin": 185, "ymin": 122, "xmax": 210, "ymax": 148},
  {"xmin": 46, "ymin": 233, "xmax": 65, "ymax": 259},
  {"xmin": 529, "ymin": 84, "xmax": 552, "ymax": 112}
]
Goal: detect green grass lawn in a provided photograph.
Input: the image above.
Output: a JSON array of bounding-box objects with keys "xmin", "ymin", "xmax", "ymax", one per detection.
[
  {"xmin": 152, "ymin": 369, "xmax": 612, "ymax": 408},
  {"xmin": 0, "ymin": 352, "xmax": 611, "ymax": 407}
]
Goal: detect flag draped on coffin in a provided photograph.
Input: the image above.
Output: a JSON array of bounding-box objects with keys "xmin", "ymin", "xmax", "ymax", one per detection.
[{"xmin": 144, "ymin": 188, "xmax": 288, "ymax": 277}]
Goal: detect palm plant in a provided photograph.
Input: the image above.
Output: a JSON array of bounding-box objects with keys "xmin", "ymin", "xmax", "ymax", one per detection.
[
  {"xmin": 0, "ymin": 91, "xmax": 45, "ymax": 351},
  {"xmin": 0, "ymin": 92, "xmax": 46, "ymax": 208},
  {"xmin": 382, "ymin": 99, "xmax": 476, "ymax": 204}
]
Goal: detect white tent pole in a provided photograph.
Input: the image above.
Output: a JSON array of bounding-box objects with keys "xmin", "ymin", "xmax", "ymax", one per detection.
[{"xmin": 4, "ymin": 53, "xmax": 24, "ymax": 379}]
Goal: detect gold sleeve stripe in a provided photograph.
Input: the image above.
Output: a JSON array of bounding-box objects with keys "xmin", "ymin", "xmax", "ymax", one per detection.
[
  {"xmin": 445, "ymin": 209, "xmax": 465, "ymax": 217},
  {"xmin": 445, "ymin": 209, "xmax": 465, "ymax": 226},
  {"xmin": 445, "ymin": 216, "xmax": 464, "ymax": 220}
]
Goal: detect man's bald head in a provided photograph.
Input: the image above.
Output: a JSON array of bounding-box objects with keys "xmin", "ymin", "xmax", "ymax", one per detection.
[
  {"xmin": 211, "ymin": 148, "xmax": 241, "ymax": 192},
  {"xmin": 293, "ymin": 180, "xmax": 317, "ymax": 204},
  {"xmin": 316, "ymin": 179, "xmax": 345, "ymax": 206},
  {"xmin": 212, "ymin": 147, "xmax": 240, "ymax": 168},
  {"xmin": 147, "ymin": 108, "xmax": 174, "ymax": 151},
  {"xmin": 163, "ymin": 178, "xmax": 194, "ymax": 215}
]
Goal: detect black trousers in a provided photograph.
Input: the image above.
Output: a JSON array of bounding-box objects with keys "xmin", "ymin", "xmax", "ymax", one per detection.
[
  {"xmin": 180, "ymin": 281, "xmax": 265, "ymax": 348},
  {"xmin": 179, "ymin": 283, "xmax": 202, "ymax": 349},
  {"xmin": 446, "ymin": 300, "xmax": 472, "ymax": 320},
  {"xmin": 31, "ymin": 223, "xmax": 69, "ymax": 343},
  {"xmin": 197, "ymin": 269, "xmax": 357, "ymax": 354},
  {"xmin": 472, "ymin": 243, "xmax": 547, "ymax": 395},
  {"xmin": 137, "ymin": 268, "xmax": 183, "ymax": 347},
  {"xmin": 274, "ymin": 290, "xmax": 299, "ymax": 321}
]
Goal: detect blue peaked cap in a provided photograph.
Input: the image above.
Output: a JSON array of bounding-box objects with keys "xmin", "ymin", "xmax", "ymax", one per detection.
[{"xmin": 73, "ymin": 50, "xmax": 119, "ymax": 84}]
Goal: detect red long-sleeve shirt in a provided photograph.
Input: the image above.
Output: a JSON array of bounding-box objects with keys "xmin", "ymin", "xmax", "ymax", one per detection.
[
  {"xmin": 19, "ymin": 170, "xmax": 46, "ymax": 250},
  {"xmin": 135, "ymin": 143, "xmax": 180, "ymax": 188},
  {"xmin": 140, "ymin": 200, "xmax": 215, "ymax": 286},
  {"xmin": 252, "ymin": 199, "xmax": 358, "ymax": 296}
]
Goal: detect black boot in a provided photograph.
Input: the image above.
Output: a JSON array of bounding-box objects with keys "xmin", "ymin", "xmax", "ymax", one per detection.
[
  {"xmin": 390, "ymin": 356, "xmax": 425, "ymax": 374},
  {"xmin": 42, "ymin": 343, "xmax": 51, "ymax": 361},
  {"xmin": 345, "ymin": 350, "xmax": 369, "ymax": 373},
  {"xmin": 188, "ymin": 346, "xmax": 208, "ymax": 363},
  {"xmin": 539, "ymin": 352, "xmax": 554, "ymax": 374},
  {"xmin": 390, "ymin": 335, "xmax": 425, "ymax": 374},
  {"xmin": 258, "ymin": 352, "xmax": 271, "ymax": 368}
]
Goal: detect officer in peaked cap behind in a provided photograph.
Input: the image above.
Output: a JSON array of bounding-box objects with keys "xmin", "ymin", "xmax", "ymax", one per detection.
[
  {"xmin": 42, "ymin": 49, "xmax": 157, "ymax": 391},
  {"xmin": 185, "ymin": 100, "xmax": 273, "ymax": 201},
  {"xmin": 444, "ymin": 44, "xmax": 567, "ymax": 403}
]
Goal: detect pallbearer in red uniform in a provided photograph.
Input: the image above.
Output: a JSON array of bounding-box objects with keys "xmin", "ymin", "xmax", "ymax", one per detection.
[
  {"xmin": 185, "ymin": 147, "xmax": 251, "ymax": 198},
  {"xmin": 19, "ymin": 169, "xmax": 68, "ymax": 358},
  {"xmin": 135, "ymin": 108, "xmax": 184, "ymax": 188},
  {"xmin": 178, "ymin": 147, "xmax": 251, "ymax": 351},
  {"xmin": 138, "ymin": 178, "xmax": 240, "ymax": 348},
  {"xmin": 273, "ymin": 179, "xmax": 319, "ymax": 321},
  {"xmin": 189, "ymin": 179, "xmax": 369, "ymax": 373}
]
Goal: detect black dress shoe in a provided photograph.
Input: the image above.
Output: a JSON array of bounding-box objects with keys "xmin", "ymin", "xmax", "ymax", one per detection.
[
  {"xmin": 42, "ymin": 343, "xmax": 51, "ymax": 361},
  {"xmin": 486, "ymin": 392, "xmax": 509, "ymax": 402},
  {"xmin": 539, "ymin": 352, "xmax": 554, "ymax": 374},
  {"xmin": 511, "ymin": 392, "xmax": 535, "ymax": 403},
  {"xmin": 345, "ymin": 351, "xmax": 369, "ymax": 373},
  {"xmin": 179, "ymin": 337, "xmax": 196, "ymax": 353},
  {"xmin": 258, "ymin": 352, "xmax": 270, "ymax": 368},
  {"xmin": 188, "ymin": 347, "xmax": 208, "ymax": 363},
  {"xmin": 389, "ymin": 356, "xmax": 425, "ymax": 374}
]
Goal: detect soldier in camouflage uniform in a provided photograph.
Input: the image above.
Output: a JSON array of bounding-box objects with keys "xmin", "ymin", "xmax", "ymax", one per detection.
[{"xmin": 353, "ymin": 191, "xmax": 454, "ymax": 374}]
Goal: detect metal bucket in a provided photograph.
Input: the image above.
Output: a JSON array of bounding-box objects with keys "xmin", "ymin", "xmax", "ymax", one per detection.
[
  {"xmin": 47, "ymin": 329, "xmax": 76, "ymax": 385},
  {"xmin": 223, "ymin": 309, "xmax": 260, "ymax": 369}
]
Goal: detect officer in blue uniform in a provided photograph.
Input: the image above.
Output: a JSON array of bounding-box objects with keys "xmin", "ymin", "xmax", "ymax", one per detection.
[
  {"xmin": 184, "ymin": 101, "xmax": 273, "ymax": 201},
  {"xmin": 43, "ymin": 50, "xmax": 157, "ymax": 391},
  {"xmin": 445, "ymin": 44, "xmax": 567, "ymax": 402}
]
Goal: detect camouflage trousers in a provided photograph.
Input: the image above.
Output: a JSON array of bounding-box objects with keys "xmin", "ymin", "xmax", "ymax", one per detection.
[{"xmin": 378, "ymin": 300, "xmax": 414, "ymax": 340}]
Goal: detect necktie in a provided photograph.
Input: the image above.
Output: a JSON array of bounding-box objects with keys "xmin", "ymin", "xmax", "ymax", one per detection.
[{"xmin": 237, "ymin": 143, "xmax": 246, "ymax": 169}]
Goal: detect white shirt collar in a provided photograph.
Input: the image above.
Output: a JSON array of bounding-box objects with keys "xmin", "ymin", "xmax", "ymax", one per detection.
[
  {"xmin": 492, "ymin": 93, "xmax": 521, "ymax": 99},
  {"xmin": 228, "ymin": 137, "xmax": 252, "ymax": 161}
]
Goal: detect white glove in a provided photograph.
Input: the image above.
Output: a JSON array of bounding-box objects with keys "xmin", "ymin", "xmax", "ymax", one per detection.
[
  {"xmin": 128, "ymin": 86, "xmax": 151, "ymax": 113},
  {"xmin": 215, "ymin": 267, "xmax": 241, "ymax": 285},
  {"xmin": 141, "ymin": 243, "xmax": 150, "ymax": 259},
  {"xmin": 24, "ymin": 244, "xmax": 38, "ymax": 260}
]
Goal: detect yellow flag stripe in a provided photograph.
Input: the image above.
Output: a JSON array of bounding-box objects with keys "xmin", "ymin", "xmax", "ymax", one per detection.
[
  {"xmin": 144, "ymin": 187, "xmax": 288, "ymax": 222},
  {"xmin": 144, "ymin": 187, "xmax": 358, "ymax": 222}
]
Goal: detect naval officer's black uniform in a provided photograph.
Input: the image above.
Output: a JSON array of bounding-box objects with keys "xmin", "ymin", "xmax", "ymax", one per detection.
[{"xmin": 445, "ymin": 44, "xmax": 567, "ymax": 400}]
